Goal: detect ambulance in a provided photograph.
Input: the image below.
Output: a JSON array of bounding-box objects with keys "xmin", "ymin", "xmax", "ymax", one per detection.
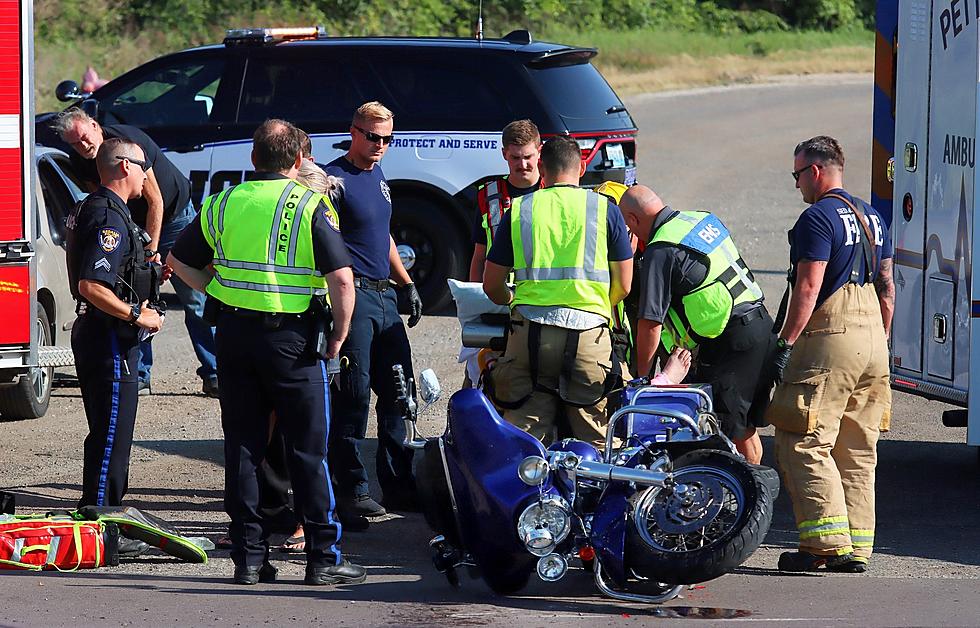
[{"xmin": 873, "ymin": 0, "xmax": 980, "ymax": 448}]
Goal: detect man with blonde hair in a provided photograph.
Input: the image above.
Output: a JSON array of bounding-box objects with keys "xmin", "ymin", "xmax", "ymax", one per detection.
[{"xmin": 324, "ymin": 102, "xmax": 423, "ymax": 523}]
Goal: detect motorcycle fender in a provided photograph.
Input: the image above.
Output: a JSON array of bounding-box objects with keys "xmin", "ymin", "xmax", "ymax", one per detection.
[{"xmin": 590, "ymin": 484, "xmax": 631, "ymax": 588}]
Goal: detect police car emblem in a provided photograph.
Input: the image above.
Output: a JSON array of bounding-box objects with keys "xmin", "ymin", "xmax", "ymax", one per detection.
[
  {"xmin": 324, "ymin": 209, "xmax": 340, "ymax": 232},
  {"xmin": 99, "ymin": 228, "xmax": 121, "ymax": 252},
  {"xmin": 380, "ymin": 180, "xmax": 391, "ymax": 204}
]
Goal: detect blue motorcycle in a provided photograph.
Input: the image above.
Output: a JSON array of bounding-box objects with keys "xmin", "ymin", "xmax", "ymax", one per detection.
[{"xmin": 397, "ymin": 367, "xmax": 779, "ymax": 603}]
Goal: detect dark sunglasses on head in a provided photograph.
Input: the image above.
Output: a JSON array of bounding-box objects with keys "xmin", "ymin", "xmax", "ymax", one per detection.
[
  {"xmin": 791, "ymin": 163, "xmax": 817, "ymax": 182},
  {"xmin": 354, "ymin": 125, "xmax": 394, "ymax": 145},
  {"xmin": 116, "ymin": 155, "xmax": 150, "ymax": 172}
]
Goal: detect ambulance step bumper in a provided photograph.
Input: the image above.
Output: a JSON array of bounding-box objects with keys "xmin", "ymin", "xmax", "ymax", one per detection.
[{"xmin": 38, "ymin": 346, "xmax": 74, "ymax": 368}]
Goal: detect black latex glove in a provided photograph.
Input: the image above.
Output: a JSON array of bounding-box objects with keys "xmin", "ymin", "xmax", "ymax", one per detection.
[
  {"xmin": 772, "ymin": 342, "xmax": 793, "ymax": 385},
  {"xmin": 399, "ymin": 282, "xmax": 423, "ymax": 327}
]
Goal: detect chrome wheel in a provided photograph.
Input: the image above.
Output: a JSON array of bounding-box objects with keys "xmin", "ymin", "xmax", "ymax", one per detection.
[{"xmin": 634, "ymin": 465, "xmax": 745, "ymax": 553}]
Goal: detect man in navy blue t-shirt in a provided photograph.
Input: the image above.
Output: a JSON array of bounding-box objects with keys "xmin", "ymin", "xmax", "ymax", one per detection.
[
  {"xmin": 768, "ymin": 135, "xmax": 894, "ymax": 574},
  {"xmin": 324, "ymin": 102, "xmax": 423, "ymax": 524}
]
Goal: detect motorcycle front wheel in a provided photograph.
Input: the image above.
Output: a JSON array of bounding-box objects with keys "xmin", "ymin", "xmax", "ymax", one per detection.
[{"xmin": 625, "ymin": 449, "xmax": 775, "ymax": 585}]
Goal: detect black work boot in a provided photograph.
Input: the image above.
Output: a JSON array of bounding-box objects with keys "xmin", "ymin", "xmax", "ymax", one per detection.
[
  {"xmin": 304, "ymin": 559, "xmax": 368, "ymax": 585},
  {"xmin": 233, "ymin": 561, "xmax": 278, "ymax": 585},
  {"xmin": 778, "ymin": 551, "xmax": 867, "ymax": 573}
]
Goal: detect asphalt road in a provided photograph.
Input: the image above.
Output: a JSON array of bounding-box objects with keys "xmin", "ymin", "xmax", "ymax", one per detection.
[{"xmin": 3, "ymin": 75, "xmax": 980, "ymax": 627}]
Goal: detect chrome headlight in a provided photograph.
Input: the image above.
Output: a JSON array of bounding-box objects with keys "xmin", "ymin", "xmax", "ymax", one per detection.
[
  {"xmin": 536, "ymin": 553, "xmax": 569, "ymax": 582},
  {"xmin": 518, "ymin": 455, "xmax": 549, "ymax": 486},
  {"xmin": 517, "ymin": 497, "xmax": 571, "ymax": 556}
]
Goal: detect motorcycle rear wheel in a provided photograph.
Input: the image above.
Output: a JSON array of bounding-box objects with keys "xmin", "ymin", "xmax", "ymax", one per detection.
[{"xmin": 625, "ymin": 449, "xmax": 774, "ymax": 585}]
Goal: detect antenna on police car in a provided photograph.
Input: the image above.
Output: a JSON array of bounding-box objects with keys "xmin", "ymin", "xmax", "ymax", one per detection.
[{"xmin": 475, "ymin": 0, "xmax": 484, "ymax": 41}]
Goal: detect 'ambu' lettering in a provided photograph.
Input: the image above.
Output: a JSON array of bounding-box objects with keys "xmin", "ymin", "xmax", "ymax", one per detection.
[{"xmin": 943, "ymin": 134, "xmax": 976, "ymax": 167}]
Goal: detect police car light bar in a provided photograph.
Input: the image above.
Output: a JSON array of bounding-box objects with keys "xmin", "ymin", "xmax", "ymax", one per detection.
[{"xmin": 224, "ymin": 26, "xmax": 327, "ymax": 45}]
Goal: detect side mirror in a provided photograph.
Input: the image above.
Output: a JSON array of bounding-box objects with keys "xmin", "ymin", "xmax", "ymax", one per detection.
[
  {"xmin": 55, "ymin": 80, "xmax": 84, "ymax": 102},
  {"xmin": 418, "ymin": 369, "xmax": 441, "ymax": 404}
]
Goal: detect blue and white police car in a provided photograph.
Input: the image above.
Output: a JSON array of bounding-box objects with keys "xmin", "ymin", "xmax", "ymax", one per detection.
[{"xmin": 42, "ymin": 27, "xmax": 638, "ymax": 309}]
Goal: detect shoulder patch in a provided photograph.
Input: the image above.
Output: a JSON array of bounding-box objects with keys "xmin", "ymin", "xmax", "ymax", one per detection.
[
  {"xmin": 380, "ymin": 180, "xmax": 391, "ymax": 204},
  {"xmin": 99, "ymin": 228, "xmax": 122, "ymax": 252},
  {"xmin": 93, "ymin": 257, "xmax": 111, "ymax": 272},
  {"xmin": 324, "ymin": 208, "xmax": 340, "ymax": 232}
]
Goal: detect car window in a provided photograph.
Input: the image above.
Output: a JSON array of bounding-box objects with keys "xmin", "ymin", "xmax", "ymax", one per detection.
[
  {"xmin": 238, "ymin": 52, "xmax": 365, "ymax": 128},
  {"xmin": 37, "ymin": 159, "xmax": 76, "ymax": 244},
  {"xmin": 526, "ymin": 63, "xmax": 633, "ymax": 132},
  {"xmin": 102, "ymin": 56, "xmax": 227, "ymax": 129},
  {"xmin": 364, "ymin": 51, "xmax": 517, "ymax": 131}
]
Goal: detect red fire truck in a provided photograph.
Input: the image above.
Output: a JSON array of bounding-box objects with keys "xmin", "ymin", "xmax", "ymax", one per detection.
[{"xmin": 0, "ymin": 0, "xmax": 74, "ymax": 420}]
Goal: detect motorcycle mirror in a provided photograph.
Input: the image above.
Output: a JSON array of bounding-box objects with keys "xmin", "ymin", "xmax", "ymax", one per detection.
[
  {"xmin": 56, "ymin": 80, "xmax": 84, "ymax": 102},
  {"xmin": 418, "ymin": 369, "xmax": 441, "ymax": 404}
]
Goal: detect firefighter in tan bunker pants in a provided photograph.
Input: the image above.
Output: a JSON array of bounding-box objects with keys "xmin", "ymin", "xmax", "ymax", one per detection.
[{"xmin": 768, "ymin": 136, "xmax": 894, "ymax": 574}]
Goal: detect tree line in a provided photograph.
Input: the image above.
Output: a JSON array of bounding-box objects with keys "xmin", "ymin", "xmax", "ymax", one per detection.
[{"xmin": 37, "ymin": 0, "xmax": 875, "ymax": 47}]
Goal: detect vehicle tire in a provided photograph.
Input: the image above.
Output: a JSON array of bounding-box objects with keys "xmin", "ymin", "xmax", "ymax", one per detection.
[
  {"xmin": 391, "ymin": 194, "xmax": 468, "ymax": 312},
  {"xmin": 625, "ymin": 449, "xmax": 774, "ymax": 585},
  {"xmin": 0, "ymin": 306, "xmax": 54, "ymax": 420}
]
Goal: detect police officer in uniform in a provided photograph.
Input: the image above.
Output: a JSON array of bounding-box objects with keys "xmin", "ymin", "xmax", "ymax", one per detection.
[
  {"xmin": 483, "ymin": 136, "xmax": 634, "ymax": 445},
  {"xmin": 168, "ymin": 119, "xmax": 365, "ymax": 586},
  {"xmin": 468, "ymin": 119, "xmax": 542, "ymax": 281},
  {"xmin": 324, "ymin": 102, "xmax": 423, "ymax": 521},
  {"xmin": 66, "ymin": 138, "xmax": 164, "ymax": 507},
  {"xmin": 769, "ymin": 136, "xmax": 893, "ymax": 573},
  {"xmin": 618, "ymin": 185, "xmax": 774, "ymax": 464}
]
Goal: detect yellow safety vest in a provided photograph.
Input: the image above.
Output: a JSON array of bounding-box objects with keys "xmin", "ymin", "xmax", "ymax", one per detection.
[
  {"xmin": 650, "ymin": 210, "xmax": 764, "ymax": 351},
  {"xmin": 511, "ymin": 186, "xmax": 612, "ymax": 319},
  {"xmin": 200, "ymin": 178, "xmax": 330, "ymax": 313}
]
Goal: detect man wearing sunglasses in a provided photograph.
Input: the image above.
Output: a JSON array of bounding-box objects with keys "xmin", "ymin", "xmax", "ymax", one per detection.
[
  {"xmin": 768, "ymin": 135, "xmax": 894, "ymax": 574},
  {"xmin": 65, "ymin": 138, "xmax": 165, "ymax": 509},
  {"xmin": 324, "ymin": 102, "xmax": 423, "ymax": 523},
  {"xmin": 54, "ymin": 109, "xmax": 218, "ymax": 399}
]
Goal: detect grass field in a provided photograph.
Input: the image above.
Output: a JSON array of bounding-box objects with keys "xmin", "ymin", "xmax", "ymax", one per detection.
[{"xmin": 35, "ymin": 26, "xmax": 875, "ymax": 112}]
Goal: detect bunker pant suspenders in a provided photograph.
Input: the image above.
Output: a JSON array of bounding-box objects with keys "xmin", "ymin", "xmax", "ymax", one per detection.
[{"xmin": 772, "ymin": 193, "xmax": 878, "ymax": 334}]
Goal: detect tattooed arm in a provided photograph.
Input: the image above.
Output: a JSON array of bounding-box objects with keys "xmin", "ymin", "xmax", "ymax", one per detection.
[{"xmin": 875, "ymin": 258, "xmax": 895, "ymax": 338}]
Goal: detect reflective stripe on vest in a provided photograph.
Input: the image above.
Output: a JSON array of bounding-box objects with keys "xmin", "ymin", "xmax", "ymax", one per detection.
[
  {"xmin": 651, "ymin": 210, "xmax": 764, "ymax": 351},
  {"xmin": 201, "ymin": 179, "xmax": 328, "ymax": 313},
  {"xmin": 511, "ymin": 187, "xmax": 612, "ymax": 319},
  {"xmin": 479, "ymin": 178, "xmax": 510, "ymax": 251}
]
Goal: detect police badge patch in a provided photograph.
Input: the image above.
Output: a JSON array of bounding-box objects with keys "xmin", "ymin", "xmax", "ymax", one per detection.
[
  {"xmin": 324, "ymin": 209, "xmax": 340, "ymax": 232},
  {"xmin": 99, "ymin": 228, "xmax": 121, "ymax": 252}
]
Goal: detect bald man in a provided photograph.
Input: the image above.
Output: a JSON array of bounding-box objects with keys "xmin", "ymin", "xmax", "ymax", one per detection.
[{"xmin": 619, "ymin": 186, "xmax": 776, "ymax": 463}]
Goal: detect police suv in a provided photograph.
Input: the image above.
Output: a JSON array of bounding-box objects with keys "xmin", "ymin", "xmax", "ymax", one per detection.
[{"xmin": 43, "ymin": 27, "xmax": 638, "ymax": 310}]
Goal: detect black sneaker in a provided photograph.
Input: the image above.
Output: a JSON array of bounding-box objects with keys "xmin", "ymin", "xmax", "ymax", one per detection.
[
  {"xmin": 778, "ymin": 551, "xmax": 867, "ymax": 573},
  {"xmin": 304, "ymin": 559, "xmax": 367, "ymax": 585},
  {"xmin": 137, "ymin": 380, "xmax": 152, "ymax": 396},
  {"xmin": 338, "ymin": 494, "xmax": 386, "ymax": 518}
]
